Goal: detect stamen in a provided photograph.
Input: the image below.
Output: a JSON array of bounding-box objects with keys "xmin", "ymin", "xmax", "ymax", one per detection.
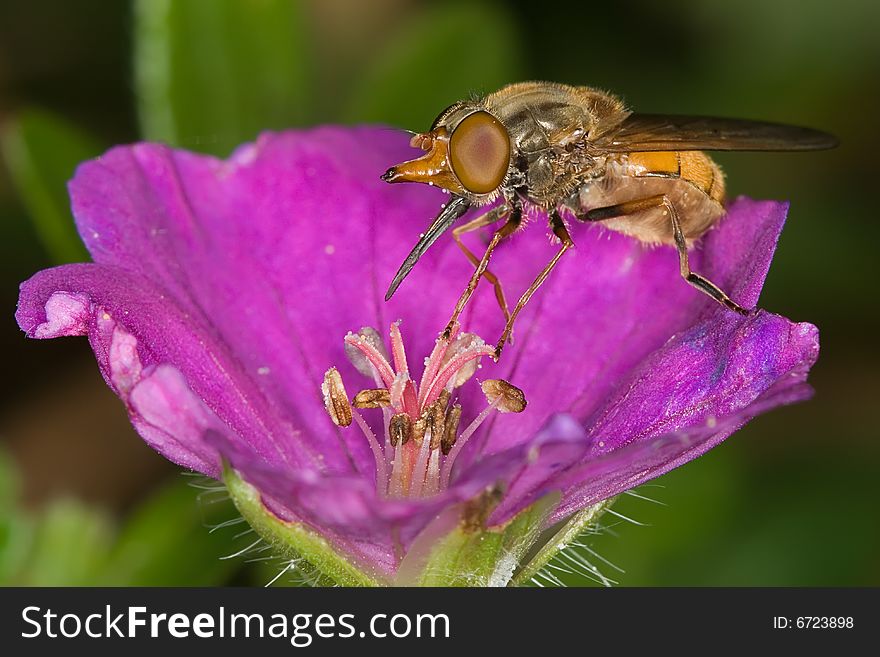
[
  {"xmin": 481, "ymin": 379, "xmax": 528, "ymax": 413},
  {"xmin": 411, "ymin": 417, "xmax": 427, "ymax": 446},
  {"xmin": 329, "ymin": 324, "xmax": 528, "ymax": 501},
  {"xmin": 390, "ymin": 446, "xmax": 406, "ymax": 498},
  {"xmin": 389, "ymin": 413, "xmax": 412, "ymax": 447},
  {"xmin": 417, "ymin": 336, "xmax": 452, "ymax": 407},
  {"xmin": 383, "ymin": 407, "xmax": 394, "ymax": 463},
  {"xmin": 389, "ymin": 321, "xmax": 409, "ymax": 374},
  {"xmin": 321, "ymin": 367, "xmax": 352, "ymax": 427},
  {"xmin": 426, "ymin": 391, "xmax": 449, "ymax": 450},
  {"xmin": 436, "ymin": 389, "xmax": 452, "ymax": 412},
  {"xmin": 440, "ymin": 398, "xmax": 500, "ymax": 489},
  {"xmin": 344, "ymin": 333, "xmax": 396, "ymax": 388},
  {"xmin": 351, "ymin": 411, "xmax": 387, "ymax": 496},
  {"xmin": 422, "ymin": 340, "xmax": 495, "ymax": 404},
  {"xmin": 353, "ymin": 388, "xmax": 391, "ymax": 408},
  {"xmin": 441, "ymin": 403, "xmax": 462, "ymax": 455},
  {"xmin": 440, "ymin": 379, "xmax": 528, "ymax": 488},
  {"xmin": 345, "ymin": 327, "xmax": 390, "ymax": 379},
  {"xmin": 440, "ymin": 333, "xmax": 484, "ymax": 388},
  {"xmin": 423, "ymin": 450, "xmax": 441, "ymax": 496},
  {"xmin": 409, "ymin": 430, "xmax": 433, "ymax": 497}
]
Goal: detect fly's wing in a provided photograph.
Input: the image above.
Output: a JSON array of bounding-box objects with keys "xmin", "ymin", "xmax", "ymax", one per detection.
[
  {"xmin": 385, "ymin": 195, "xmax": 471, "ymax": 300},
  {"xmin": 604, "ymin": 114, "xmax": 839, "ymax": 152}
]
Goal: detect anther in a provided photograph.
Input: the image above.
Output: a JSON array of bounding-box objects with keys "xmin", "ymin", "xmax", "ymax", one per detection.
[
  {"xmin": 424, "ymin": 390, "xmax": 450, "ymax": 450},
  {"xmin": 322, "ymin": 367, "xmax": 352, "ymax": 427},
  {"xmin": 481, "ymin": 379, "xmax": 527, "ymax": 413},
  {"xmin": 436, "ymin": 389, "xmax": 451, "ymax": 408},
  {"xmin": 411, "ymin": 417, "xmax": 427, "ymax": 446},
  {"xmin": 353, "ymin": 388, "xmax": 392, "ymax": 408},
  {"xmin": 428, "ymin": 400, "xmax": 446, "ymax": 450},
  {"xmin": 389, "ymin": 413, "xmax": 412, "ymax": 447},
  {"xmin": 441, "ymin": 403, "xmax": 462, "ymax": 455}
]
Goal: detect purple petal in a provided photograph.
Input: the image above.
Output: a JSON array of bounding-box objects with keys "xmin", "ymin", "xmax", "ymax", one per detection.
[
  {"xmin": 548, "ymin": 347, "xmax": 815, "ymax": 523},
  {"xmin": 128, "ymin": 365, "xmax": 227, "ymax": 476},
  {"xmin": 483, "ymin": 310, "xmax": 817, "ymax": 523},
  {"xmin": 487, "ymin": 312, "xmax": 816, "ymax": 525},
  {"xmin": 583, "ymin": 311, "xmax": 818, "ymax": 454},
  {"xmin": 461, "ymin": 197, "xmax": 794, "ymax": 460},
  {"xmin": 17, "ymin": 264, "xmax": 293, "ymax": 475}
]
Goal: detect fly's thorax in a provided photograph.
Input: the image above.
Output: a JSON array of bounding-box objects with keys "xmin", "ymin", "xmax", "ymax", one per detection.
[
  {"xmin": 526, "ymin": 149, "xmax": 612, "ymax": 206},
  {"xmin": 484, "ymin": 83, "xmax": 628, "ymax": 144},
  {"xmin": 483, "ymin": 82, "xmax": 630, "ymax": 205}
]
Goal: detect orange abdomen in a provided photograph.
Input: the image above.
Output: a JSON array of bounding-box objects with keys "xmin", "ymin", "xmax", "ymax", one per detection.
[
  {"xmin": 578, "ymin": 150, "xmax": 726, "ymax": 245},
  {"xmin": 626, "ymin": 150, "xmax": 725, "ymax": 204}
]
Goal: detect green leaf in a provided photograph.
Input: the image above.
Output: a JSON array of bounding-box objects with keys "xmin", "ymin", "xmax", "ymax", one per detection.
[
  {"xmin": 342, "ymin": 2, "xmax": 524, "ymax": 127},
  {"xmin": 0, "ymin": 511, "xmax": 34, "ymax": 586},
  {"xmin": 1, "ymin": 108, "xmax": 97, "ymax": 263},
  {"xmin": 17, "ymin": 498, "xmax": 114, "ymax": 586},
  {"xmin": 100, "ymin": 478, "xmax": 240, "ymax": 586},
  {"xmin": 512, "ymin": 497, "xmax": 615, "ymax": 586},
  {"xmin": 395, "ymin": 492, "xmax": 560, "ymax": 587},
  {"xmin": 0, "ymin": 450, "xmax": 33, "ymax": 585},
  {"xmin": 224, "ymin": 465, "xmax": 383, "ymax": 587},
  {"xmin": 134, "ymin": 0, "xmax": 312, "ymax": 155}
]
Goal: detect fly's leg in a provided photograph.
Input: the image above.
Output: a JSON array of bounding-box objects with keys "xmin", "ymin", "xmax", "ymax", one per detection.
[
  {"xmin": 494, "ymin": 209, "xmax": 575, "ymax": 360},
  {"xmin": 451, "ymin": 205, "xmax": 512, "ymax": 331},
  {"xmin": 581, "ymin": 194, "xmax": 751, "ymax": 315},
  {"xmin": 443, "ymin": 199, "xmax": 522, "ymax": 339}
]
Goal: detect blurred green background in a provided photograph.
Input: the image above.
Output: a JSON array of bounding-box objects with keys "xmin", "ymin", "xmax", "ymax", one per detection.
[{"xmin": 0, "ymin": 0, "xmax": 876, "ymax": 586}]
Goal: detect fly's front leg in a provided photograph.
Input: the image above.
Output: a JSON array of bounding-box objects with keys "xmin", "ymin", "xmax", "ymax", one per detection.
[
  {"xmin": 494, "ymin": 209, "xmax": 575, "ymax": 360},
  {"xmin": 451, "ymin": 205, "xmax": 512, "ymax": 330},
  {"xmin": 443, "ymin": 198, "xmax": 522, "ymax": 339},
  {"xmin": 581, "ymin": 195, "xmax": 751, "ymax": 315}
]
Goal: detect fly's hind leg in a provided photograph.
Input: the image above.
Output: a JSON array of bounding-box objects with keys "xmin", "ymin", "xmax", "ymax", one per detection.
[
  {"xmin": 494, "ymin": 209, "xmax": 575, "ymax": 359},
  {"xmin": 581, "ymin": 194, "xmax": 751, "ymax": 315},
  {"xmin": 450, "ymin": 205, "xmax": 512, "ymax": 332}
]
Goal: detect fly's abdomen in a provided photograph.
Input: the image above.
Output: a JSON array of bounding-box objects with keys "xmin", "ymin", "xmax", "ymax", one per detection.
[
  {"xmin": 626, "ymin": 151, "xmax": 725, "ymax": 204},
  {"xmin": 578, "ymin": 151, "xmax": 726, "ymax": 245}
]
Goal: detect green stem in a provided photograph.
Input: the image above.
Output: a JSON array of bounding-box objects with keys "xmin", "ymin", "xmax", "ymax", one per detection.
[
  {"xmin": 224, "ymin": 465, "xmax": 384, "ymax": 587},
  {"xmin": 512, "ymin": 497, "xmax": 616, "ymax": 586}
]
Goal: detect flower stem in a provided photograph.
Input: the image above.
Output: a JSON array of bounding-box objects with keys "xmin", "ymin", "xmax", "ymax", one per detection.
[
  {"xmin": 224, "ymin": 463, "xmax": 384, "ymax": 586},
  {"xmin": 511, "ymin": 497, "xmax": 616, "ymax": 587}
]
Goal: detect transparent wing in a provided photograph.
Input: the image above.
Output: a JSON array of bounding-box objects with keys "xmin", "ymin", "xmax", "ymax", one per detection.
[{"xmin": 605, "ymin": 113, "xmax": 839, "ymax": 152}]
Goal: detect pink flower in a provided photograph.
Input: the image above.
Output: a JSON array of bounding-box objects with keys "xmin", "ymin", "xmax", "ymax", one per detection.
[{"xmin": 16, "ymin": 128, "xmax": 818, "ymax": 584}]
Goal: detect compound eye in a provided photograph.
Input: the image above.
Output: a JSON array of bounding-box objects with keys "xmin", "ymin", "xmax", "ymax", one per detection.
[{"xmin": 449, "ymin": 111, "xmax": 511, "ymax": 194}]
